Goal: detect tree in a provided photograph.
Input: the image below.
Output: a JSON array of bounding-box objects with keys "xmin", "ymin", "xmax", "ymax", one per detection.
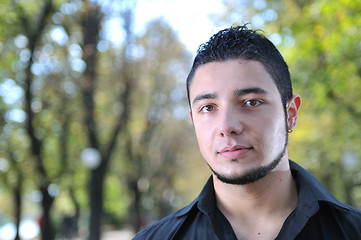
[
  {"xmin": 78, "ymin": 1, "xmax": 136, "ymax": 239},
  {"xmin": 121, "ymin": 18, "xmax": 194, "ymax": 230},
  {"xmin": 11, "ymin": 0, "xmax": 56, "ymax": 239}
]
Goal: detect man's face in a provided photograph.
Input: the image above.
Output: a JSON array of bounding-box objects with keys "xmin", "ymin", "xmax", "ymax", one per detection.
[{"xmin": 189, "ymin": 59, "xmax": 290, "ymax": 184}]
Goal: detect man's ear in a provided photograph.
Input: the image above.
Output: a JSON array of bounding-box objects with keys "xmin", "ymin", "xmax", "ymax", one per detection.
[{"xmin": 287, "ymin": 94, "xmax": 301, "ymax": 132}]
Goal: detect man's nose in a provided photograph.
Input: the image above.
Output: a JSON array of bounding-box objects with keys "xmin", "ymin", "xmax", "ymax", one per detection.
[{"xmin": 218, "ymin": 107, "xmax": 243, "ymax": 137}]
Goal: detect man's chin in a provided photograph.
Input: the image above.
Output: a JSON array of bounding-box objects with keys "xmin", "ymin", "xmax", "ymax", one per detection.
[{"xmin": 210, "ymin": 152, "xmax": 285, "ymax": 185}]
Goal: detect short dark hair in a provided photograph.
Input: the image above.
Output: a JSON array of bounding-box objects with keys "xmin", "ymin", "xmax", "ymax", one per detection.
[{"xmin": 186, "ymin": 25, "xmax": 293, "ymax": 108}]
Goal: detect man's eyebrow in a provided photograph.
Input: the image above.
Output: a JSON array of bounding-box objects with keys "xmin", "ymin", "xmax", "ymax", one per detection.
[
  {"xmin": 234, "ymin": 87, "xmax": 268, "ymax": 96},
  {"xmin": 192, "ymin": 93, "xmax": 217, "ymax": 105}
]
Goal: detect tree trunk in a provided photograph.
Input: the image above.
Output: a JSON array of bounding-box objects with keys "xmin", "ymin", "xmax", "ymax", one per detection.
[
  {"xmin": 79, "ymin": 3, "xmax": 103, "ymax": 239},
  {"xmin": 88, "ymin": 168, "xmax": 105, "ymax": 240},
  {"xmin": 13, "ymin": 173, "xmax": 23, "ymax": 240},
  {"xmin": 129, "ymin": 180, "xmax": 142, "ymax": 232},
  {"xmin": 40, "ymin": 187, "xmax": 54, "ymax": 240}
]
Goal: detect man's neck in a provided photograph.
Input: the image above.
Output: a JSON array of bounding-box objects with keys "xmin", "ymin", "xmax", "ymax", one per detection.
[{"xmin": 213, "ymin": 161, "xmax": 298, "ymax": 239}]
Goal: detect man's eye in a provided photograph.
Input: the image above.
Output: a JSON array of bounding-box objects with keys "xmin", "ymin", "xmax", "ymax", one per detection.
[
  {"xmin": 200, "ymin": 105, "xmax": 215, "ymax": 112},
  {"xmin": 244, "ymin": 99, "xmax": 262, "ymax": 107}
]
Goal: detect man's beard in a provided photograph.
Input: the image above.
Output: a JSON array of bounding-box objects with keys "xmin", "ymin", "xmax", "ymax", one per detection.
[{"xmin": 209, "ymin": 128, "xmax": 288, "ymax": 185}]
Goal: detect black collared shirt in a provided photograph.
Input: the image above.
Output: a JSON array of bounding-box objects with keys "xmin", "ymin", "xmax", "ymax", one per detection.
[{"xmin": 133, "ymin": 161, "xmax": 361, "ymax": 239}]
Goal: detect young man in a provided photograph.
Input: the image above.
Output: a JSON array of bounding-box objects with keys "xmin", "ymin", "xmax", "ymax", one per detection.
[{"xmin": 133, "ymin": 25, "xmax": 361, "ymax": 239}]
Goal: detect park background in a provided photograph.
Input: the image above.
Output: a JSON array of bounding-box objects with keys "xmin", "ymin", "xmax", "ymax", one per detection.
[{"xmin": 0, "ymin": 0, "xmax": 360, "ymax": 239}]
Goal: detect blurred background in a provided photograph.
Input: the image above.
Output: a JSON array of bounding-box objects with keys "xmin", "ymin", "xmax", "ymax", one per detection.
[{"xmin": 0, "ymin": 0, "xmax": 360, "ymax": 239}]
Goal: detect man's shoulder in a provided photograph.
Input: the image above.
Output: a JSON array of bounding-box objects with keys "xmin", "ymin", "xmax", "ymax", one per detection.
[
  {"xmin": 132, "ymin": 200, "xmax": 197, "ymax": 240},
  {"xmin": 290, "ymin": 160, "xmax": 361, "ymax": 237},
  {"xmin": 291, "ymin": 160, "xmax": 361, "ymax": 216},
  {"xmin": 303, "ymin": 201, "xmax": 361, "ymax": 238},
  {"xmin": 326, "ymin": 200, "xmax": 361, "ymax": 226}
]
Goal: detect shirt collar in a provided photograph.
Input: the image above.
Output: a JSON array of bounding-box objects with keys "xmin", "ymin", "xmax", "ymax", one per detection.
[
  {"xmin": 197, "ymin": 176, "xmax": 217, "ymax": 214},
  {"xmin": 289, "ymin": 160, "xmax": 350, "ymax": 210},
  {"xmin": 175, "ymin": 177, "xmax": 216, "ymax": 217}
]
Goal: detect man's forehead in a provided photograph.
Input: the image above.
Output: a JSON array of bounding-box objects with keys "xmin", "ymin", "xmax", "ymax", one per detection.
[
  {"xmin": 190, "ymin": 60, "xmax": 277, "ymax": 89},
  {"xmin": 192, "ymin": 59, "xmax": 273, "ymax": 79},
  {"xmin": 191, "ymin": 87, "xmax": 269, "ymax": 105}
]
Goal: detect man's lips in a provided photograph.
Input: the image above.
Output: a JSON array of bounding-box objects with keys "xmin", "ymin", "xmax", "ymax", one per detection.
[{"xmin": 218, "ymin": 145, "xmax": 253, "ymax": 159}]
